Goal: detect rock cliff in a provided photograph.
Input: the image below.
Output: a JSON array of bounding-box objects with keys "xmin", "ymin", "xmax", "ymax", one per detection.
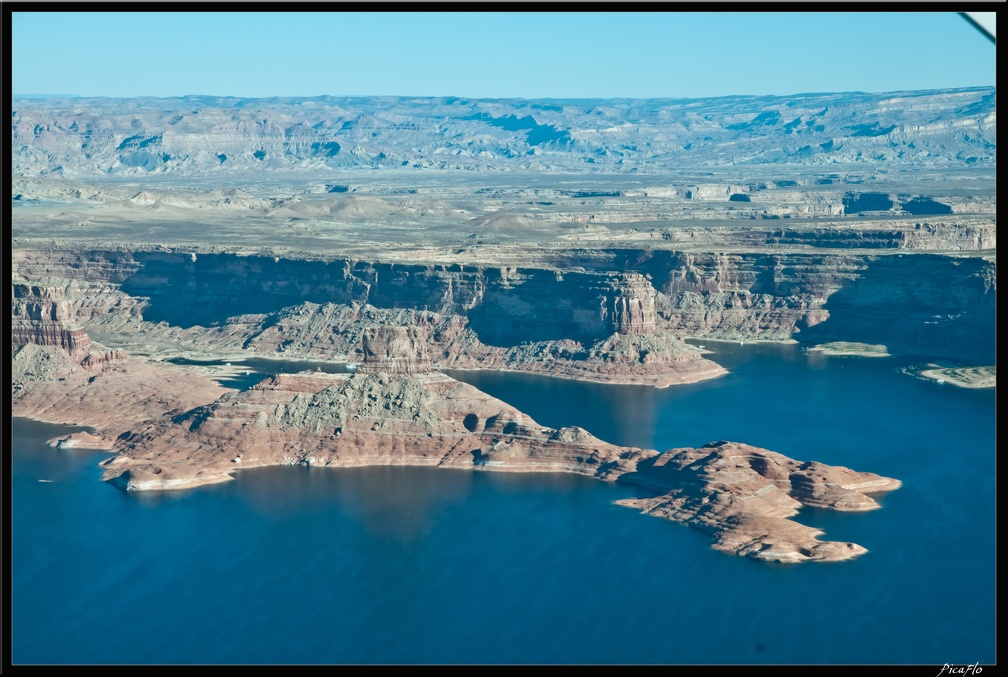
[
  {"xmin": 11, "ymin": 282, "xmax": 92, "ymax": 356},
  {"xmin": 359, "ymin": 326, "xmax": 432, "ymax": 376},
  {"xmin": 11, "ymin": 246, "xmax": 996, "ymax": 364},
  {"xmin": 604, "ymin": 273, "xmax": 657, "ymax": 335}
]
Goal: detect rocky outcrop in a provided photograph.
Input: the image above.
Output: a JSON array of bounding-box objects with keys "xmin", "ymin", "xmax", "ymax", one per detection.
[
  {"xmin": 272, "ymin": 371, "xmax": 440, "ymax": 433},
  {"xmin": 497, "ymin": 331, "xmax": 726, "ymax": 387},
  {"xmin": 613, "ymin": 441, "xmax": 902, "ymax": 563},
  {"xmin": 11, "ymin": 280, "xmax": 133, "ymax": 378},
  {"xmin": 46, "ymin": 431, "xmax": 115, "ymax": 450},
  {"xmin": 604, "ymin": 273, "xmax": 656, "ymax": 335},
  {"xmin": 359, "ymin": 326, "xmax": 432, "ymax": 375},
  {"xmin": 11, "ymin": 343, "xmax": 78, "ymax": 390},
  {"xmin": 11, "ymin": 282, "xmax": 92, "ymax": 356},
  {"xmin": 101, "ymin": 460, "xmax": 236, "ymax": 492},
  {"xmin": 250, "ymin": 373, "xmax": 336, "ymax": 393},
  {"xmin": 10, "ymin": 324, "xmax": 91, "ymax": 355},
  {"xmin": 12, "ymin": 344, "xmax": 228, "ymax": 427},
  {"xmin": 81, "ymin": 348, "xmax": 128, "ymax": 371}
]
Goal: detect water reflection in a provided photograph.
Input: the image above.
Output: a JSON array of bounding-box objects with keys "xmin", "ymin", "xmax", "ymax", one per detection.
[{"xmin": 232, "ymin": 465, "xmax": 476, "ymax": 543}]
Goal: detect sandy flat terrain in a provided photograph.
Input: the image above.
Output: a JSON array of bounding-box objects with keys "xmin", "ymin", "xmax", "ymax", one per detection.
[
  {"xmin": 919, "ymin": 365, "xmax": 996, "ymax": 389},
  {"xmin": 807, "ymin": 341, "xmax": 891, "ymax": 357}
]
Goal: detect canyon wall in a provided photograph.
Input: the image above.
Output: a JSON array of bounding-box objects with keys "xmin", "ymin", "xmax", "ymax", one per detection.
[
  {"xmin": 360, "ymin": 326, "xmax": 432, "ymax": 376},
  {"xmin": 11, "ymin": 282, "xmax": 92, "ymax": 356},
  {"xmin": 11, "ymin": 247, "xmax": 996, "ymax": 363}
]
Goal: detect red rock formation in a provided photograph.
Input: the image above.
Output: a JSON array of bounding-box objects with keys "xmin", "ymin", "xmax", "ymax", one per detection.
[
  {"xmin": 12, "ymin": 347, "xmax": 229, "ymax": 431},
  {"xmin": 358, "ymin": 326, "xmax": 432, "ymax": 375},
  {"xmin": 613, "ymin": 441, "xmax": 902, "ymax": 563},
  {"xmin": 10, "ymin": 325, "xmax": 91, "ymax": 355},
  {"xmin": 603, "ymin": 273, "xmax": 657, "ymax": 335},
  {"xmin": 250, "ymin": 373, "xmax": 333, "ymax": 393},
  {"xmin": 11, "ymin": 245, "xmax": 996, "ymax": 364},
  {"xmin": 12, "ymin": 281, "xmax": 132, "ymax": 373},
  {"xmin": 81, "ymin": 348, "xmax": 128, "ymax": 372},
  {"xmin": 11, "ymin": 283, "xmax": 92, "ymax": 356}
]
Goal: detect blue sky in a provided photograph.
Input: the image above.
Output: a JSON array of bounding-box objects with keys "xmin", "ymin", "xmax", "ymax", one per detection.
[{"xmin": 11, "ymin": 11, "xmax": 996, "ymax": 99}]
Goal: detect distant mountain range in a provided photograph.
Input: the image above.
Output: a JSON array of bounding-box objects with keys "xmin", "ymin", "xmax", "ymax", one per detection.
[{"xmin": 11, "ymin": 88, "xmax": 996, "ymax": 177}]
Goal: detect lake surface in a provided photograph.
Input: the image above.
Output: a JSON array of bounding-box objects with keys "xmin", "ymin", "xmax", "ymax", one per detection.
[
  {"xmin": 11, "ymin": 342, "xmax": 996, "ymax": 665},
  {"xmin": 165, "ymin": 355, "xmax": 353, "ymax": 391}
]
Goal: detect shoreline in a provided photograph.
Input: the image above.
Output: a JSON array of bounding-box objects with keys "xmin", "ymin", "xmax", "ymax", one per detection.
[
  {"xmin": 146, "ymin": 349, "xmax": 729, "ymax": 391},
  {"xmin": 439, "ymin": 362, "xmax": 728, "ymax": 388},
  {"xmin": 47, "ymin": 430, "xmax": 117, "ymax": 451},
  {"xmin": 806, "ymin": 341, "xmax": 891, "ymax": 358},
  {"xmin": 685, "ymin": 336, "xmax": 799, "ymax": 348},
  {"xmin": 917, "ymin": 365, "xmax": 996, "ymax": 389}
]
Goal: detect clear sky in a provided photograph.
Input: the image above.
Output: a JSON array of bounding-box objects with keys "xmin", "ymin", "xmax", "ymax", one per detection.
[{"xmin": 10, "ymin": 10, "xmax": 996, "ymax": 99}]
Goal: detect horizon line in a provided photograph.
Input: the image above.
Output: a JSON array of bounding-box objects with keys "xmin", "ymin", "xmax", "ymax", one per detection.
[{"xmin": 11, "ymin": 85, "xmax": 996, "ymax": 103}]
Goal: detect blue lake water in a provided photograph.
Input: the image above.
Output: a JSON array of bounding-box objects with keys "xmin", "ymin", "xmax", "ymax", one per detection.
[
  {"xmin": 11, "ymin": 342, "xmax": 996, "ymax": 665},
  {"xmin": 165, "ymin": 355, "xmax": 353, "ymax": 391}
]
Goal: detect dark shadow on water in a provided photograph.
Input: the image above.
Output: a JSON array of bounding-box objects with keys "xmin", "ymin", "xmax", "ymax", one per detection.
[
  {"xmin": 843, "ymin": 191, "xmax": 893, "ymax": 213},
  {"xmin": 901, "ymin": 196, "xmax": 952, "ymax": 215},
  {"xmin": 796, "ymin": 253, "xmax": 995, "ymax": 364}
]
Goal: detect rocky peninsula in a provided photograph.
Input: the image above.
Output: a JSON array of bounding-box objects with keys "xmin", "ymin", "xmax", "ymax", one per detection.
[{"xmin": 13, "ymin": 310, "xmax": 900, "ymax": 564}]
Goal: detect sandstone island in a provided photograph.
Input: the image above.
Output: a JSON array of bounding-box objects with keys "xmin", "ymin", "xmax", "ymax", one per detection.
[{"xmin": 12, "ymin": 89, "xmax": 996, "ymax": 563}]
